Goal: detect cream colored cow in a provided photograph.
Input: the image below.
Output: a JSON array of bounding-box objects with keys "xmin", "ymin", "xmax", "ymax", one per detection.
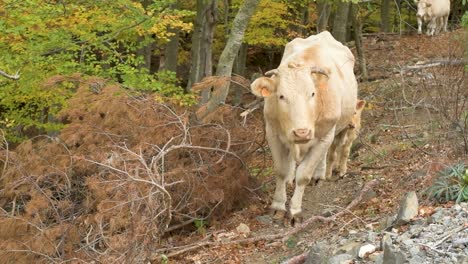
[
  {"xmin": 326, "ymin": 100, "xmax": 366, "ymax": 180},
  {"xmin": 250, "ymin": 31, "xmax": 358, "ymax": 224},
  {"xmin": 416, "ymin": 0, "xmax": 450, "ymax": 36}
]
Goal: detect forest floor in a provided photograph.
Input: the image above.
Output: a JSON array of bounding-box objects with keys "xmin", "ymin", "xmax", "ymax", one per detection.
[
  {"xmin": 170, "ymin": 29, "xmax": 468, "ymax": 263},
  {"xmin": 0, "ymin": 30, "xmax": 466, "ymax": 264}
]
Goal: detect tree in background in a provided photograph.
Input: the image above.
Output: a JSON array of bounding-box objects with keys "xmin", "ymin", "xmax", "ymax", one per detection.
[
  {"xmin": 186, "ymin": 0, "xmax": 217, "ymax": 102},
  {"xmin": 332, "ymin": 0, "xmax": 351, "ymax": 43},
  {"xmin": 380, "ymin": 0, "xmax": 392, "ymax": 32},
  {"xmin": 196, "ymin": 0, "xmax": 260, "ymax": 121}
]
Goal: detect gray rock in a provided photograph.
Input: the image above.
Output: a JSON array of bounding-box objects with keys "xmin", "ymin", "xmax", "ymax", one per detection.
[
  {"xmin": 358, "ymin": 244, "xmax": 377, "ymax": 258},
  {"xmin": 381, "ymin": 234, "xmax": 393, "ymax": 251},
  {"xmin": 379, "ymin": 215, "xmax": 396, "ymax": 231},
  {"xmin": 382, "ymin": 234, "xmax": 406, "ymax": 264},
  {"xmin": 306, "ymin": 242, "xmax": 330, "ymax": 264},
  {"xmin": 409, "ymin": 245, "xmax": 423, "ymax": 257},
  {"xmin": 452, "ymin": 204, "xmax": 462, "ymax": 211},
  {"xmin": 408, "ymin": 255, "xmax": 425, "ymax": 264},
  {"xmin": 367, "ymin": 231, "xmax": 378, "ymax": 243},
  {"xmin": 369, "ymin": 252, "xmax": 383, "ymax": 262},
  {"xmin": 236, "ymin": 223, "xmax": 250, "ymax": 235},
  {"xmin": 375, "ymin": 252, "xmax": 384, "ymax": 264},
  {"xmin": 334, "ymin": 241, "xmax": 361, "ymax": 258},
  {"xmin": 255, "ymin": 215, "xmax": 272, "ymax": 224},
  {"xmin": 409, "ymin": 225, "xmax": 424, "ymax": 237},
  {"xmin": 395, "ymin": 191, "xmax": 419, "ymax": 225},
  {"xmin": 327, "ymin": 254, "xmax": 353, "ymax": 264}
]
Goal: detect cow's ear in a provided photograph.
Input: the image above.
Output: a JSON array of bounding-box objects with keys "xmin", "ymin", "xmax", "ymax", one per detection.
[
  {"xmin": 356, "ymin": 99, "xmax": 366, "ymax": 111},
  {"xmin": 251, "ymin": 77, "xmax": 276, "ymax": 98}
]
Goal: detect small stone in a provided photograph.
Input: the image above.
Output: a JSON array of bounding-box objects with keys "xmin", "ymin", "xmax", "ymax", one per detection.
[
  {"xmin": 339, "ymin": 239, "xmax": 348, "ymax": 246},
  {"xmin": 348, "ymin": 230, "xmax": 358, "ymax": 235},
  {"xmin": 375, "ymin": 252, "xmax": 384, "ymax": 264},
  {"xmin": 379, "ymin": 215, "xmax": 396, "ymax": 231},
  {"xmin": 452, "ymin": 204, "xmax": 462, "ymax": 211},
  {"xmin": 305, "ymin": 242, "xmax": 330, "ymax": 264},
  {"xmin": 408, "ymin": 255, "xmax": 425, "ymax": 264},
  {"xmin": 409, "ymin": 225, "xmax": 424, "ymax": 237},
  {"xmin": 395, "ymin": 191, "xmax": 419, "ymax": 225},
  {"xmin": 335, "ymin": 241, "xmax": 362, "ymax": 258},
  {"xmin": 358, "ymin": 244, "xmax": 377, "ymax": 258},
  {"xmin": 381, "ymin": 234, "xmax": 392, "ymax": 251},
  {"xmin": 327, "ymin": 254, "xmax": 353, "ymax": 264},
  {"xmin": 255, "ymin": 215, "xmax": 272, "ymax": 224},
  {"xmin": 409, "ymin": 245, "xmax": 422, "ymax": 257},
  {"xmin": 236, "ymin": 223, "xmax": 250, "ymax": 235},
  {"xmin": 382, "ymin": 233, "xmax": 406, "ymax": 264},
  {"xmin": 367, "ymin": 231, "xmax": 378, "ymax": 243},
  {"xmin": 369, "ymin": 252, "xmax": 383, "ymax": 262}
]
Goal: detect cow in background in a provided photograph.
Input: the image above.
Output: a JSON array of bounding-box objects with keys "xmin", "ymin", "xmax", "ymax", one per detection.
[
  {"xmin": 416, "ymin": 0, "xmax": 450, "ymax": 36},
  {"xmin": 250, "ymin": 31, "xmax": 358, "ymax": 224}
]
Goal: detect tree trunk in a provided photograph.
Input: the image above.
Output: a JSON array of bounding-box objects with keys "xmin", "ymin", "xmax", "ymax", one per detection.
[
  {"xmin": 161, "ymin": 29, "xmax": 179, "ymax": 73},
  {"xmin": 316, "ymin": 0, "xmax": 331, "ymax": 33},
  {"xmin": 332, "ymin": 1, "xmax": 350, "ymax": 44},
  {"xmin": 136, "ymin": 0, "xmax": 153, "ymax": 72},
  {"xmin": 393, "ymin": 0, "xmax": 402, "ymax": 32},
  {"xmin": 196, "ymin": 0, "xmax": 260, "ymax": 121},
  {"xmin": 351, "ymin": 3, "xmax": 368, "ymax": 82},
  {"xmin": 233, "ymin": 43, "xmax": 248, "ymax": 105},
  {"xmin": 380, "ymin": 0, "xmax": 391, "ymax": 32},
  {"xmin": 186, "ymin": 0, "xmax": 217, "ymax": 95}
]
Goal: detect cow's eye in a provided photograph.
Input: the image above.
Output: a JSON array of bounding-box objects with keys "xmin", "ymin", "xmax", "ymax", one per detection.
[
  {"xmin": 311, "ymin": 92, "xmax": 315, "ymax": 97},
  {"xmin": 279, "ymin": 95, "xmax": 285, "ymax": 100}
]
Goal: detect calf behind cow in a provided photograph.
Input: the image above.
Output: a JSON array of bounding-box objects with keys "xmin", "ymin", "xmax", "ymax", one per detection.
[
  {"xmin": 416, "ymin": 0, "xmax": 450, "ymax": 36},
  {"xmin": 250, "ymin": 31, "xmax": 358, "ymax": 224},
  {"xmin": 326, "ymin": 99, "xmax": 366, "ymax": 180}
]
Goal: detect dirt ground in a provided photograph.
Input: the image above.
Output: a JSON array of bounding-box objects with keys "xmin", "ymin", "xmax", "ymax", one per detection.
[{"xmin": 168, "ymin": 29, "xmax": 467, "ymax": 263}]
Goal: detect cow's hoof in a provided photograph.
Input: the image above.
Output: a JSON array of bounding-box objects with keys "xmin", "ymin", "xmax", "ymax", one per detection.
[
  {"xmin": 289, "ymin": 212, "xmax": 304, "ymax": 227},
  {"xmin": 269, "ymin": 209, "xmax": 286, "ymax": 224}
]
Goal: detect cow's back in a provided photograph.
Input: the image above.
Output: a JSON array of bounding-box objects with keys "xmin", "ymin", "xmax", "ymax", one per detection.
[{"xmin": 429, "ymin": 0, "xmax": 450, "ymax": 16}]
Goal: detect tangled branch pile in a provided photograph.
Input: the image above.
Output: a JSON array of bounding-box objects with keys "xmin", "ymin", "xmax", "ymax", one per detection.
[{"xmin": 0, "ymin": 77, "xmax": 264, "ymax": 263}]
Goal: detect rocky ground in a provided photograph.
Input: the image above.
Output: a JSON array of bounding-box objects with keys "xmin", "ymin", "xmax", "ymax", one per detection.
[{"xmin": 303, "ymin": 193, "xmax": 468, "ymax": 264}]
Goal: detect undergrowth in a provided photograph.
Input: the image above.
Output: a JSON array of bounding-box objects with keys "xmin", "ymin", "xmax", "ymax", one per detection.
[{"xmin": 427, "ymin": 163, "xmax": 468, "ymax": 203}]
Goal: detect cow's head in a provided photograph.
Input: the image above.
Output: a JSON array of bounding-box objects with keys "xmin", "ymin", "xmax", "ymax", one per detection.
[
  {"xmin": 251, "ymin": 62, "xmax": 329, "ymax": 144},
  {"xmin": 416, "ymin": 0, "xmax": 432, "ymax": 19}
]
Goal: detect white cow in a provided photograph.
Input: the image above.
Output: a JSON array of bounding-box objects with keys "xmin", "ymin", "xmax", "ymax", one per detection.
[
  {"xmin": 416, "ymin": 0, "xmax": 450, "ymax": 36},
  {"xmin": 250, "ymin": 31, "xmax": 358, "ymax": 224}
]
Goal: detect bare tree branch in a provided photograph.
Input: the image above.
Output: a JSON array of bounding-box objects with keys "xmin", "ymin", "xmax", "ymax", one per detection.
[{"xmin": 0, "ymin": 69, "xmax": 20, "ymax": 80}]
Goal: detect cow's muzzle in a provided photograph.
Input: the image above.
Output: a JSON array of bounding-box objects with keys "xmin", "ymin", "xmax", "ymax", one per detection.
[{"xmin": 293, "ymin": 128, "xmax": 311, "ymax": 143}]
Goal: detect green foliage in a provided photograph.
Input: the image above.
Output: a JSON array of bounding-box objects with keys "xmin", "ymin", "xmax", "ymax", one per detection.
[
  {"xmin": 462, "ymin": 12, "xmax": 468, "ymax": 27},
  {"xmin": 194, "ymin": 219, "xmax": 207, "ymax": 235},
  {"xmin": 427, "ymin": 163, "xmax": 468, "ymax": 203},
  {"xmin": 0, "ymin": 0, "xmax": 194, "ymax": 141}
]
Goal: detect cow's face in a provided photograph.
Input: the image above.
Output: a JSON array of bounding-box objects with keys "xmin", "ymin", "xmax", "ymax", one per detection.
[
  {"xmin": 416, "ymin": 0, "xmax": 432, "ymax": 19},
  {"xmin": 251, "ymin": 62, "xmax": 329, "ymax": 144}
]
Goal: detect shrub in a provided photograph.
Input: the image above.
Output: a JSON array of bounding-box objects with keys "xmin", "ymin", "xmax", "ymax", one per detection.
[{"xmin": 427, "ymin": 163, "xmax": 468, "ymax": 203}]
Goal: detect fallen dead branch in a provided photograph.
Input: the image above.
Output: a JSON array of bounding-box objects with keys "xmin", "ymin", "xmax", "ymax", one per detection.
[
  {"xmin": 399, "ymin": 58, "xmax": 467, "ymax": 72},
  {"xmin": 0, "ymin": 69, "xmax": 20, "ymax": 80},
  {"xmin": 151, "ymin": 179, "xmax": 379, "ymax": 260}
]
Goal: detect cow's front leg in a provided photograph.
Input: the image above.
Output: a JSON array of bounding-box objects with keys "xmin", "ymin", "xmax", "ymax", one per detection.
[
  {"xmin": 417, "ymin": 16, "xmax": 423, "ymax": 34},
  {"xmin": 267, "ymin": 134, "xmax": 295, "ymax": 219},
  {"xmin": 289, "ymin": 130, "xmax": 334, "ymax": 224}
]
